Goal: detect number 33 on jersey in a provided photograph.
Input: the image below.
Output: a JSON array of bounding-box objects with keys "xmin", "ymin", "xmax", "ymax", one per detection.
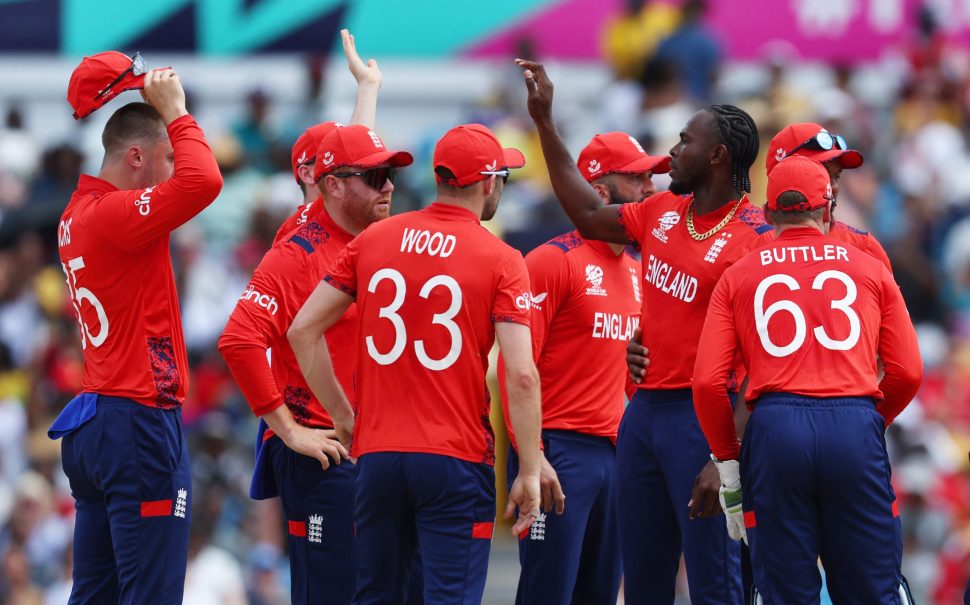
[
  {"xmin": 694, "ymin": 227, "xmax": 921, "ymax": 427},
  {"xmin": 323, "ymin": 202, "xmax": 531, "ymax": 465}
]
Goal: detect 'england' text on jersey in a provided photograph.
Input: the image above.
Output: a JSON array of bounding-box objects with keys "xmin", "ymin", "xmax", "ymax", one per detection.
[
  {"xmin": 645, "ymin": 254, "xmax": 698, "ymax": 302},
  {"xmin": 400, "ymin": 228, "xmax": 456, "ymax": 258},
  {"xmin": 592, "ymin": 313, "xmax": 640, "ymax": 341},
  {"xmin": 759, "ymin": 244, "xmax": 849, "ymax": 266}
]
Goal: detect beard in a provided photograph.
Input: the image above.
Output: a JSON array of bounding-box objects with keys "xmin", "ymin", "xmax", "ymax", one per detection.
[
  {"xmin": 605, "ymin": 182, "xmax": 639, "ymax": 206},
  {"xmin": 668, "ymin": 178, "xmax": 693, "ymax": 195}
]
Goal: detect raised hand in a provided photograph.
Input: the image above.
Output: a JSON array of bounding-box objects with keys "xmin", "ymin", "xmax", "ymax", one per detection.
[
  {"xmin": 141, "ymin": 68, "xmax": 188, "ymax": 125},
  {"xmin": 514, "ymin": 59, "xmax": 554, "ymax": 125},
  {"xmin": 342, "ymin": 29, "xmax": 381, "ymax": 88}
]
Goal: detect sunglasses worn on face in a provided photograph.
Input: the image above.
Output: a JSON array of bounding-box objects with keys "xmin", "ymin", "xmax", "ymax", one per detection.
[
  {"xmin": 332, "ymin": 166, "xmax": 397, "ymax": 190},
  {"xmin": 480, "ymin": 168, "xmax": 511, "ymax": 183},
  {"xmin": 96, "ymin": 52, "xmax": 149, "ymax": 99},
  {"xmin": 789, "ymin": 130, "xmax": 848, "ymax": 156}
]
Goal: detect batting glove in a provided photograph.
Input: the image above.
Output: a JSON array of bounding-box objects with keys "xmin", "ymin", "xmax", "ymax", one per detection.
[{"xmin": 712, "ymin": 456, "xmax": 746, "ymax": 544}]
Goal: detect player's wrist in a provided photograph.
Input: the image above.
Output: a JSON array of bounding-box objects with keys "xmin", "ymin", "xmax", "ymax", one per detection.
[{"xmin": 160, "ymin": 106, "xmax": 189, "ymax": 125}]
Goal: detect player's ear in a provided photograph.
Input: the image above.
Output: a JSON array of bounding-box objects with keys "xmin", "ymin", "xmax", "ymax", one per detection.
[
  {"xmin": 590, "ymin": 181, "xmax": 610, "ymax": 204},
  {"xmin": 126, "ymin": 144, "xmax": 144, "ymax": 169},
  {"xmin": 710, "ymin": 143, "xmax": 728, "ymax": 166},
  {"xmin": 322, "ymin": 174, "xmax": 341, "ymax": 197},
  {"xmin": 481, "ymin": 175, "xmax": 495, "ymax": 196},
  {"xmin": 298, "ymin": 164, "xmax": 316, "ymax": 187}
]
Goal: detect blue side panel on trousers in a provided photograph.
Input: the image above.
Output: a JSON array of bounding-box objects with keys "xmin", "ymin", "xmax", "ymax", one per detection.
[
  {"xmin": 741, "ymin": 394, "xmax": 902, "ymax": 605},
  {"xmin": 61, "ymin": 396, "xmax": 191, "ymax": 605},
  {"xmin": 265, "ymin": 436, "xmax": 358, "ymax": 605},
  {"xmin": 354, "ymin": 452, "xmax": 495, "ymax": 605},
  {"xmin": 508, "ymin": 430, "xmax": 621, "ymax": 605},
  {"xmin": 615, "ymin": 389, "xmax": 742, "ymax": 605}
]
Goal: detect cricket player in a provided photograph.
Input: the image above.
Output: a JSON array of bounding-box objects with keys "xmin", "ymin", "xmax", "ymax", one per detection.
[
  {"xmin": 504, "ymin": 132, "xmax": 667, "ymax": 604},
  {"xmin": 288, "ymin": 123, "xmax": 543, "ymax": 605},
  {"xmin": 274, "ymin": 29, "xmax": 381, "ymax": 243},
  {"xmin": 218, "ymin": 124, "xmax": 413, "ymax": 604},
  {"xmin": 50, "ymin": 60, "xmax": 223, "ymax": 604},
  {"xmin": 516, "ymin": 58, "xmax": 768, "ymax": 604},
  {"xmin": 693, "ymin": 154, "xmax": 922, "ymax": 603}
]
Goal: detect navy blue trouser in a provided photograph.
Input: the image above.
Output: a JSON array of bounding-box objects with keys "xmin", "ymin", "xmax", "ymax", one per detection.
[
  {"xmin": 264, "ymin": 436, "xmax": 358, "ymax": 605},
  {"xmin": 742, "ymin": 394, "xmax": 902, "ymax": 605},
  {"xmin": 354, "ymin": 452, "xmax": 495, "ymax": 605},
  {"xmin": 508, "ymin": 430, "xmax": 621, "ymax": 605},
  {"xmin": 615, "ymin": 389, "xmax": 742, "ymax": 605},
  {"xmin": 60, "ymin": 396, "xmax": 191, "ymax": 605}
]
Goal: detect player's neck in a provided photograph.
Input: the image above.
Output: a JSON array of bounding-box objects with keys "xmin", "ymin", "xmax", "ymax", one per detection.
[
  {"xmin": 691, "ymin": 182, "xmax": 741, "ymax": 216},
  {"xmin": 97, "ymin": 161, "xmax": 143, "ymax": 192},
  {"xmin": 434, "ymin": 195, "xmax": 483, "ymax": 220},
  {"xmin": 774, "ymin": 221, "xmax": 826, "ymax": 237},
  {"xmin": 607, "ymin": 242, "xmax": 625, "ymax": 255},
  {"xmin": 326, "ymin": 204, "xmax": 366, "ymax": 236}
]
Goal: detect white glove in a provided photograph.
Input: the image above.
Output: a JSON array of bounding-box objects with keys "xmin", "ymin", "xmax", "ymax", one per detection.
[{"xmin": 713, "ymin": 457, "xmax": 747, "ymax": 544}]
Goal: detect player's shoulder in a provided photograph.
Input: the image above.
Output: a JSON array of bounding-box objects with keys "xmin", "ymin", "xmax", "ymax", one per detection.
[
  {"xmin": 284, "ymin": 217, "xmax": 332, "ymax": 254},
  {"xmin": 539, "ymin": 230, "xmax": 584, "ymax": 255},
  {"xmin": 733, "ymin": 199, "xmax": 773, "ymax": 236}
]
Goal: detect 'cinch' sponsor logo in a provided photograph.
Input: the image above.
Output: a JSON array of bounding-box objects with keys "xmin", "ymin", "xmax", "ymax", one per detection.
[{"xmin": 240, "ymin": 285, "xmax": 279, "ymax": 315}]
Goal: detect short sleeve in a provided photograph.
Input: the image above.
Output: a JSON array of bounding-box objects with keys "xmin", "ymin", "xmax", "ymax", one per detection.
[
  {"xmin": 323, "ymin": 234, "xmax": 362, "ymax": 299},
  {"xmin": 492, "ymin": 249, "xmax": 532, "ymax": 326}
]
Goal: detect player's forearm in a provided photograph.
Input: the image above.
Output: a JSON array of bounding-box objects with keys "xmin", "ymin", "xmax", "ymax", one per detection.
[
  {"xmin": 693, "ymin": 384, "xmax": 741, "ymax": 460},
  {"xmin": 350, "ymin": 83, "xmax": 379, "ymax": 129},
  {"xmin": 261, "ymin": 404, "xmax": 303, "ymax": 444},
  {"xmin": 505, "ymin": 364, "xmax": 542, "ymax": 476},
  {"xmin": 217, "ymin": 337, "xmax": 284, "ymax": 417},
  {"xmin": 289, "ymin": 331, "xmax": 354, "ymax": 425},
  {"xmin": 532, "ymin": 119, "xmax": 624, "ymax": 244},
  {"xmin": 877, "ymin": 361, "xmax": 922, "ymax": 426}
]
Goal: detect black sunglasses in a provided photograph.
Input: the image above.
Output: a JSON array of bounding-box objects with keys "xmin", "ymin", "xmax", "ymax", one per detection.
[
  {"xmin": 789, "ymin": 130, "xmax": 848, "ymax": 156},
  {"xmin": 331, "ymin": 166, "xmax": 397, "ymax": 190},
  {"xmin": 95, "ymin": 52, "xmax": 148, "ymax": 99}
]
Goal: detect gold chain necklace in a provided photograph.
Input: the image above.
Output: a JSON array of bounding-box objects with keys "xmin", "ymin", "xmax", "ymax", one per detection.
[{"xmin": 685, "ymin": 199, "xmax": 741, "ymax": 241}]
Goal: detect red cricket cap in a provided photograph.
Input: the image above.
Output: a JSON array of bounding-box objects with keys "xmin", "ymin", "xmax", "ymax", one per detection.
[
  {"xmin": 767, "ymin": 155, "xmax": 834, "ymax": 211},
  {"xmin": 291, "ymin": 122, "xmax": 341, "ymax": 183},
  {"xmin": 67, "ymin": 51, "xmax": 147, "ymax": 120},
  {"xmin": 313, "ymin": 125, "xmax": 413, "ymax": 182},
  {"xmin": 433, "ymin": 123, "xmax": 526, "ymax": 187},
  {"xmin": 766, "ymin": 122, "xmax": 864, "ymax": 173},
  {"xmin": 576, "ymin": 132, "xmax": 670, "ymax": 183}
]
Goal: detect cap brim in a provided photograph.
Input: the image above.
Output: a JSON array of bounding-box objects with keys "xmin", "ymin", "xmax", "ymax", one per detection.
[
  {"xmin": 503, "ymin": 148, "xmax": 526, "ymax": 169},
  {"xmin": 617, "ymin": 155, "xmax": 671, "ymax": 175},
  {"xmin": 803, "ymin": 148, "xmax": 864, "ymax": 169},
  {"xmin": 351, "ymin": 149, "xmax": 414, "ymax": 169}
]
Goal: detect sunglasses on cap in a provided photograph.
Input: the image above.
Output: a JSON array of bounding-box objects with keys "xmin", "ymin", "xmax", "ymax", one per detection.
[
  {"xmin": 332, "ymin": 166, "xmax": 397, "ymax": 190},
  {"xmin": 480, "ymin": 168, "xmax": 511, "ymax": 183},
  {"xmin": 788, "ymin": 130, "xmax": 848, "ymax": 156},
  {"xmin": 95, "ymin": 52, "xmax": 149, "ymax": 100}
]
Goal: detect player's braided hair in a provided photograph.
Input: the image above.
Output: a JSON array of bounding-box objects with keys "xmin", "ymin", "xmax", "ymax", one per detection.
[{"xmin": 707, "ymin": 104, "xmax": 759, "ymax": 195}]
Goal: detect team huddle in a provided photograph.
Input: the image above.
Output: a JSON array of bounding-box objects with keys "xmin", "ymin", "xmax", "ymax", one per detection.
[{"xmin": 50, "ymin": 31, "xmax": 922, "ymax": 605}]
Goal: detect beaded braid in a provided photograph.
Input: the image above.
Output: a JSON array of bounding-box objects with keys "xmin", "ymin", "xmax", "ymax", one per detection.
[{"xmin": 708, "ymin": 104, "xmax": 760, "ymax": 195}]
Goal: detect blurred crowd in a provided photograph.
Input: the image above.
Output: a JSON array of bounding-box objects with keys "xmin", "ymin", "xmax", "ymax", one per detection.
[{"xmin": 0, "ymin": 1, "xmax": 969, "ymax": 602}]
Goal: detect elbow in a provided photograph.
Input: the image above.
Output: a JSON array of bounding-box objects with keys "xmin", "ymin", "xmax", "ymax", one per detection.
[
  {"xmin": 506, "ymin": 363, "xmax": 540, "ymax": 395},
  {"xmin": 199, "ymin": 167, "xmax": 224, "ymax": 200},
  {"xmin": 901, "ymin": 360, "xmax": 924, "ymax": 395}
]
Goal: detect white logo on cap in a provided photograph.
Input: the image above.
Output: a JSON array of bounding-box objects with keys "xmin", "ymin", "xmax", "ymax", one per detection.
[
  {"xmin": 485, "ymin": 160, "xmax": 497, "ymax": 171},
  {"xmin": 775, "ymin": 148, "xmax": 787, "ymax": 162},
  {"xmin": 628, "ymin": 135, "xmax": 645, "ymax": 153},
  {"xmin": 322, "ymin": 151, "xmax": 334, "ymax": 166},
  {"xmin": 588, "ymin": 159, "xmax": 601, "ymax": 175},
  {"xmin": 297, "ymin": 150, "xmax": 308, "ymax": 164},
  {"xmin": 368, "ymin": 130, "xmax": 384, "ymax": 149}
]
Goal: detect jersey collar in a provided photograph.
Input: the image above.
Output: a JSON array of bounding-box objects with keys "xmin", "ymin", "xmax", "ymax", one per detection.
[
  {"xmin": 313, "ymin": 203, "xmax": 355, "ymax": 244},
  {"xmin": 425, "ymin": 202, "xmax": 481, "ymax": 224},
  {"xmin": 776, "ymin": 226, "xmax": 825, "ymax": 240},
  {"xmin": 75, "ymin": 174, "xmax": 119, "ymax": 197}
]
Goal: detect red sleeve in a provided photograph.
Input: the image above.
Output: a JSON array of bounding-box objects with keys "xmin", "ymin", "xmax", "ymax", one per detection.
[
  {"xmin": 616, "ymin": 198, "xmax": 651, "ymax": 246},
  {"xmin": 93, "ymin": 115, "xmax": 223, "ymax": 250},
  {"xmin": 323, "ymin": 234, "xmax": 361, "ymax": 299},
  {"xmin": 875, "ymin": 265, "xmax": 922, "ymax": 426},
  {"xmin": 492, "ymin": 249, "xmax": 532, "ymax": 326},
  {"xmin": 866, "ymin": 233, "xmax": 893, "ymax": 273},
  {"xmin": 218, "ymin": 245, "xmax": 310, "ymax": 417},
  {"xmin": 692, "ymin": 272, "xmax": 742, "ymax": 460}
]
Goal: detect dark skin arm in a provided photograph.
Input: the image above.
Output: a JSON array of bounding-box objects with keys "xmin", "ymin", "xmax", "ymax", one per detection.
[{"xmin": 516, "ymin": 59, "xmax": 632, "ymax": 245}]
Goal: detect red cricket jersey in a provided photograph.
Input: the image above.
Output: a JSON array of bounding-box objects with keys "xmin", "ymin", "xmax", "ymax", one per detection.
[
  {"xmin": 219, "ymin": 204, "xmax": 358, "ymax": 433},
  {"xmin": 273, "ymin": 196, "xmax": 321, "ymax": 245},
  {"xmin": 324, "ymin": 202, "xmax": 531, "ymax": 465},
  {"xmin": 502, "ymin": 231, "xmax": 640, "ymax": 441},
  {"xmin": 617, "ymin": 192, "xmax": 772, "ymax": 390},
  {"xmin": 693, "ymin": 226, "xmax": 922, "ymax": 460},
  {"xmin": 57, "ymin": 115, "xmax": 222, "ymax": 408}
]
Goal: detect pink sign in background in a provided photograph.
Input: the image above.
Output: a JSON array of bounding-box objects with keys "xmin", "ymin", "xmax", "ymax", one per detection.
[{"xmin": 464, "ymin": 0, "xmax": 970, "ymax": 62}]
